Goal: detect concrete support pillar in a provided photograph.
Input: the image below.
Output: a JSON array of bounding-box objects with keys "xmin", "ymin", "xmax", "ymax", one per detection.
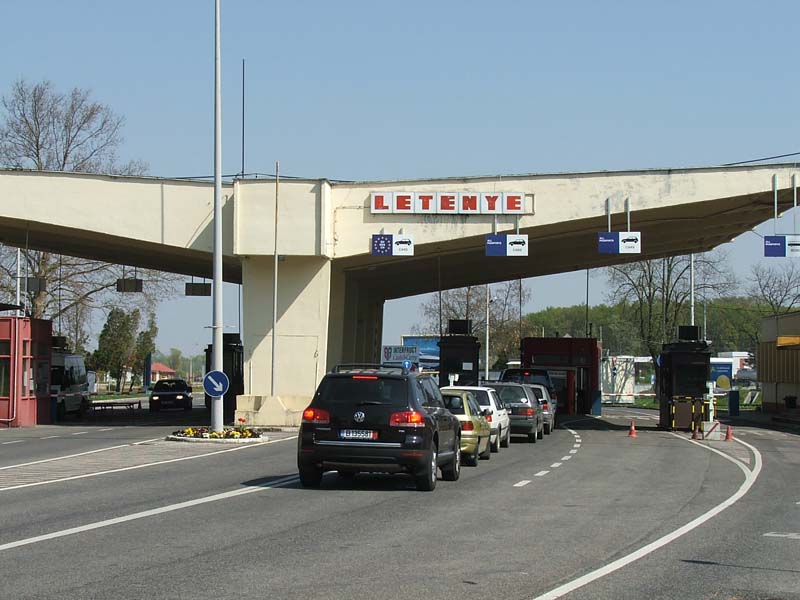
[{"xmin": 236, "ymin": 255, "xmax": 331, "ymax": 426}]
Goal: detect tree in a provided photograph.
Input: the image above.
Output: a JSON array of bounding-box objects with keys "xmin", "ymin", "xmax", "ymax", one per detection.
[
  {"xmin": 416, "ymin": 281, "xmax": 531, "ymax": 370},
  {"xmin": 746, "ymin": 262, "xmax": 800, "ymax": 316},
  {"xmin": 93, "ymin": 308, "xmax": 140, "ymax": 392},
  {"xmin": 0, "ymin": 78, "xmax": 177, "ymax": 345},
  {"xmin": 167, "ymin": 348, "xmax": 184, "ymax": 374},
  {"xmin": 132, "ymin": 313, "xmax": 158, "ymax": 390},
  {"xmin": 606, "ymin": 253, "xmax": 734, "ymax": 362}
]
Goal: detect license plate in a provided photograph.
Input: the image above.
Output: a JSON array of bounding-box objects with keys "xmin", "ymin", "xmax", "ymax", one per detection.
[{"xmin": 340, "ymin": 429, "xmax": 377, "ymax": 440}]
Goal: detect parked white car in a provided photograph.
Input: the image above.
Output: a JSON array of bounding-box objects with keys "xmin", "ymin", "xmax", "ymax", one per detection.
[{"xmin": 442, "ymin": 385, "xmax": 510, "ymax": 451}]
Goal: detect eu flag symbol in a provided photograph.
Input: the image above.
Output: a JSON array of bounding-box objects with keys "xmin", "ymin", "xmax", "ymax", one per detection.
[{"xmin": 371, "ymin": 234, "xmax": 393, "ymax": 256}]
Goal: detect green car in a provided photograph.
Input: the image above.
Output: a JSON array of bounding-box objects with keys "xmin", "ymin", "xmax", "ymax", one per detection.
[{"xmin": 442, "ymin": 389, "xmax": 491, "ymax": 466}]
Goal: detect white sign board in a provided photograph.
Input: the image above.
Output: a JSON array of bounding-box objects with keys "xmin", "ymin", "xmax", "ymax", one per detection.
[
  {"xmin": 392, "ymin": 235, "xmax": 414, "ymax": 256},
  {"xmin": 506, "ymin": 234, "xmax": 529, "ymax": 256},
  {"xmin": 382, "ymin": 345, "xmax": 419, "ymax": 363},
  {"xmin": 787, "ymin": 234, "xmax": 800, "ymax": 258},
  {"xmin": 619, "ymin": 231, "xmax": 641, "ymax": 254}
]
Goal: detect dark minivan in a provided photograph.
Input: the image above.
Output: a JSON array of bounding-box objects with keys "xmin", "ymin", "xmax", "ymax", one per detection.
[
  {"xmin": 298, "ymin": 364, "xmax": 461, "ymax": 491},
  {"xmin": 499, "ymin": 368, "xmax": 557, "ymax": 404}
]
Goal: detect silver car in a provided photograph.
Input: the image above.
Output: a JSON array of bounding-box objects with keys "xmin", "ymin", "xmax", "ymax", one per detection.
[{"xmin": 527, "ymin": 383, "xmax": 556, "ymax": 434}]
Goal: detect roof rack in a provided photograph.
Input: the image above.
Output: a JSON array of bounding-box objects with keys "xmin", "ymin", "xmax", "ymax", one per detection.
[{"xmin": 330, "ymin": 363, "xmax": 411, "ymax": 375}]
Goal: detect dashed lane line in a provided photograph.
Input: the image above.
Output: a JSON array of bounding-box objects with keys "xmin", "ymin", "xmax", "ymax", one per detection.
[
  {"xmin": 763, "ymin": 532, "xmax": 800, "ymax": 540},
  {"xmin": 561, "ymin": 456, "xmax": 572, "ymax": 461},
  {"xmin": 514, "ymin": 480, "xmax": 531, "ymax": 487},
  {"xmin": 0, "ymin": 474, "xmax": 300, "ymax": 552},
  {"xmin": 98, "ymin": 428, "xmax": 114, "ymax": 432},
  {"xmin": 2, "ymin": 440, "xmax": 24, "ymax": 445},
  {"xmin": 550, "ymin": 462, "xmax": 562, "ymax": 468},
  {"xmin": 534, "ymin": 471, "xmax": 549, "ymax": 477},
  {"xmin": 71, "ymin": 432, "xmax": 87, "ymax": 435},
  {"xmin": 40, "ymin": 436, "xmax": 59, "ymax": 440},
  {"xmin": 573, "ymin": 444, "xmax": 581, "ymax": 448},
  {"xmin": 569, "ymin": 449, "xmax": 578, "ymax": 454}
]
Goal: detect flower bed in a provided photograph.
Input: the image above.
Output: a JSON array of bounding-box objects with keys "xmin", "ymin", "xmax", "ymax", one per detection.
[{"xmin": 171, "ymin": 418, "xmax": 262, "ymax": 439}]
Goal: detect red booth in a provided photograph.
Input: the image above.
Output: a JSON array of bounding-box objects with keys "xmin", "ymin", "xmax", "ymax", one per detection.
[
  {"xmin": 0, "ymin": 317, "xmax": 53, "ymax": 428},
  {"xmin": 521, "ymin": 337, "xmax": 602, "ymax": 415}
]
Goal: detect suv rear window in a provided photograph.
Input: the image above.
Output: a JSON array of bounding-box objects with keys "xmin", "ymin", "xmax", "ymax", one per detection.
[
  {"xmin": 500, "ymin": 368, "xmax": 551, "ymax": 388},
  {"xmin": 318, "ymin": 376, "xmax": 408, "ymax": 406}
]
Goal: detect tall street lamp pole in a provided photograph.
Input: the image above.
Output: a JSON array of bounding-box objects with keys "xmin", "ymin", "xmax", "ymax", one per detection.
[{"xmin": 210, "ymin": 0, "xmax": 224, "ymax": 432}]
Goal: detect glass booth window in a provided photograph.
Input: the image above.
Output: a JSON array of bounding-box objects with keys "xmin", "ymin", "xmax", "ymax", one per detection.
[{"xmin": 0, "ymin": 358, "xmax": 9, "ymax": 397}]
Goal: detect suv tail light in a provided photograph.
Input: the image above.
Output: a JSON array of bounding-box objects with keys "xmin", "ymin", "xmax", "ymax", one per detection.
[
  {"xmin": 302, "ymin": 407, "xmax": 330, "ymax": 425},
  {"xmin": 518, "ymin": 407, "xmax": 535, "ymax": 417},
  {"xmin": 389, "ymin": 410, "xmax": 425, "ymax": 428},
  {"xmin": 541, "ymin": 401, "xmax": 549, "ymax": 411},
  {"xmin": 461, "ymin": 420, "xmax": 474, "ymax": 431}
]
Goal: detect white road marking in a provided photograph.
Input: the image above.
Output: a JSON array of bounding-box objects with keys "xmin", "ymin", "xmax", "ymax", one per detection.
[
  {"xmin": 514, "ymin": 480, "xmax": 531, "ymax": 487},
  {"xmin": 550, "ymin": 463, "xmax": 562, "ymax": 468},
  {"xmin": 40, "ymin": 436, "xmax": 60, "ymax": 440},
  {"xmin": 71, "ymin": 432, "xmax": 87, "ymax": 436},
  {"xmin": 751, "ymin": 431, "xmax": 765, "ymax": 436},
  {"xmin": 569, "ymin": 449, "xmax": 578, "ymax": 454},
  {"xmin": 98, "ymin": 428, "xmax": 114, "ymax": 432},
  {"xmin": 0, "ymin": 436, "xmax": 297, "ymax": 492},
  {"xmin": 561, "ymin": 456, "xmax": 572, "ymax": 461},
  {"xmin": 0, "ymin": 474, "xmax": 299, "ymax": 552},
  {"xmin": 573, "ymin": 444, "xmax": 581, "ymax": 448},
  {"xmin": 534, "ymin": 471, "xmax": 549, "ymax": 477},
  {"xmin": 764, "ymin": 532, "xmax": 800, "ymax": 540},
  {"xmin": 132, "ymin": 438, "xmax": 161, "ymax": 445},
  {"xmin": 2, "ymin": 440, "xmax": 24, "ymax": 445},
  {"xmin": 532, "ymin": 436, "xmax": 762, "ymax": 600},
  {"xmin": 566, "ymin": 428, "xmax": 577, "ymax": 435}
]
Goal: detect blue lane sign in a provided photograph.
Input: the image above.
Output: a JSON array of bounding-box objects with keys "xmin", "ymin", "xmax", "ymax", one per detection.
[
  {"xmin": 598, "ymin": 231, "xmax": 641, "ymax": 254},
  {"xmin": 598, "ymin": 232, "xmax": 619, "ymax": 254},
  {"xmin": 203, "ymin": 370, "xmax": 230, "ymax": 397},
  {"xmin": 485, "ymin": 234, "xmax": 529, "ymax": 256}
]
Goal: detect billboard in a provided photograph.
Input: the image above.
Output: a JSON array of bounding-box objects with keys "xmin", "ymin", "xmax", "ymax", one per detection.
[{"xmin": 401, "ymin": 335, "xmax": 440, "ymax": 358}]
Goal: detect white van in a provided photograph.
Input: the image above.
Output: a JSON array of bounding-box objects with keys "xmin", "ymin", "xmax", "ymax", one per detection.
[{"xmin": 51, "ymin": 351, "xmax": 89, "ymax": 419}]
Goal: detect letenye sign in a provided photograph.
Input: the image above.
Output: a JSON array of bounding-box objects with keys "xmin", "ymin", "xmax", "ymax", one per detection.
[{"xmin": 371, "ymin": 192, "xmax": 525, "ymax": 215}]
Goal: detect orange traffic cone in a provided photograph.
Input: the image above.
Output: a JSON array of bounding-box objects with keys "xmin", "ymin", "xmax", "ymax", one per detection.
[
  {"xmin": 724, "ymin": 425, "xmax": 734, "ymax": 441},
  {"xmin": 627, "ymin": 420, "xmax": 638, "ymax": 438}
]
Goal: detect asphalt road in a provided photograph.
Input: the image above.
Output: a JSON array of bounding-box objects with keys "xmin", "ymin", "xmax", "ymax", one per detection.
[{"xmin": 0, "ymin": 407, "xmax": 796, "ymax": 600}]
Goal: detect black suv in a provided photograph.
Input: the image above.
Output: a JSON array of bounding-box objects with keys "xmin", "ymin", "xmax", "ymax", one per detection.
[
  {"xmin": 297, "ymin": 364, "xmax": 461, "ymax": 491},
  {"xmin": 500, "ymin": 368, "xmax": 557, "ymax": 402}
]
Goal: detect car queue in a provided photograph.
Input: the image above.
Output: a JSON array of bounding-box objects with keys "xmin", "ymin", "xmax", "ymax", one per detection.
[{"xmin": 297, "ymin": 363, "xmax": 558, "ymax": 491}]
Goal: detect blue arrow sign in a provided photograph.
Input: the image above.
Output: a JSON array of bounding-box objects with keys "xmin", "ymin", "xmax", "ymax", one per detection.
[{"xmin": 203, "ymin": 370, "xmax": 230, "ymax": 397}]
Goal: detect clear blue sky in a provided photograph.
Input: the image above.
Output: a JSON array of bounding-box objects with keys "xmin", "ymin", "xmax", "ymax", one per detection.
[{"xmin": 2, "ymin": 1, "xmax": 799, "ymax": 354}]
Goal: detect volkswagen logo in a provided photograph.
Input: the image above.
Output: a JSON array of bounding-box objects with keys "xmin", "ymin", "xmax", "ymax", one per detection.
[{"xmin": 353, "ymin": 411, "xmax": 366, "ymax": 423}]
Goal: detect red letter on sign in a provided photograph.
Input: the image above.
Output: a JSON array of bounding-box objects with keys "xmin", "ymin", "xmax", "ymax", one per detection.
[
  {"xmin": 504, "ymin": 193, "xmax": 522, "ymax": 213},
  {"xmin": 460, "ymin": 194, "xmax": 479, "ymax": 213},
  {"xmin": 483, "ymin": 194, "xmax": 500, "ymax": 213},
  {"xmin": 439, "ymin": 193, "xmax": 457, "ymax": 213},
  {"xmin": 395, "ymin": 193, "xmax": 412, "ymax": 212},
  {"xmin": 372, "ymin": 193, "xmax": 390, "ymax": 212},
  {"xmin": 416, "ymin": 194, "xmax": 435, "ymax": 212}
]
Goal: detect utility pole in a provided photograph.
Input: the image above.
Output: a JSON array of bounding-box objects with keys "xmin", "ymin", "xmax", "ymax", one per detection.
[{"xmin": 210, "ymin": 0, "xmax": 224, "ymax": 432}]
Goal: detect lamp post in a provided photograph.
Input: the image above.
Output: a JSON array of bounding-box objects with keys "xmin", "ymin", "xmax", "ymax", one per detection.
[{"xmin": 485, "ymin": 285, "xmax": 495, "ymax": 382}]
